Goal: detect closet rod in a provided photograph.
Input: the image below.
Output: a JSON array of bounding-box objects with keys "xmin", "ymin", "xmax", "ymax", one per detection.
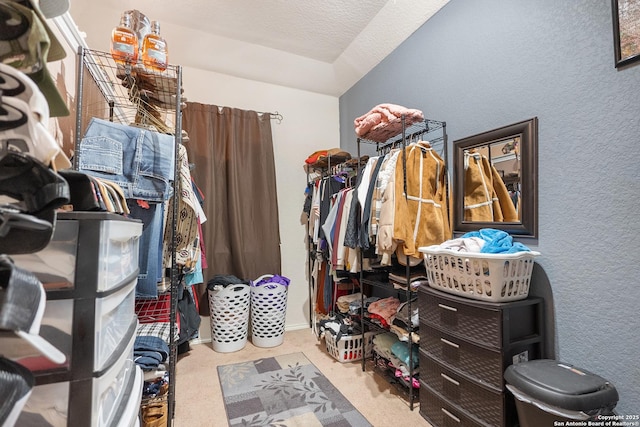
[
  {"xmin": 255, "ymin": 110, "xmax": 283, "ymax": 124},
  {"xmin": 214, "ymin": 105, "xmax": 283, "ymax": 123},
  {"xmin": 268, "ymin": 111, "xmax": 284, "ymax": 124},
  {"xmin": 377, "ymin": 127, "xmax": 429, "ymax": 152}
]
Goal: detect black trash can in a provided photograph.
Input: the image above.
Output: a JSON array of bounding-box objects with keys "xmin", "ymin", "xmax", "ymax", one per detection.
[{"xmin": 504, "ymin": 359, "xmax": 618, "ymax": 427}]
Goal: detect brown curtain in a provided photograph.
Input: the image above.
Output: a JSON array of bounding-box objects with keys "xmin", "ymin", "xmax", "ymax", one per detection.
[{"xmin": 182, "ymin": 103, "xmax": 281, "ymax": 314}]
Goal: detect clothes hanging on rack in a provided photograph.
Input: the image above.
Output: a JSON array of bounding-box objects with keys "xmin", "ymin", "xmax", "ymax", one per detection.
[
  {"xmin": 76, "ymin": 118, "xmax": 176, "ymax": 299},
  {"xmin": 393, "ymin": 141, "xmax": 450, "ymax": 260},
  {"xmin": 375, "ymin": 149, "xmax": 402, "ymax": 266},
  {"xmin": 162, "ymin": 144, "xmax": 202, "ymax": 268},
  {"xmin": 346, "ymin": 117, "xmax": 447, "ymax": 411},
  {"xmin": 331, "ymin": 140, "xmax": 450, "ymax": 271},
  {"xmin": 305, "ymin": 159, "xmax": 360, "ymax": 319},
  {"xmin": 358, "ymin": 157, "xmax": 384, "ymax": 253}
]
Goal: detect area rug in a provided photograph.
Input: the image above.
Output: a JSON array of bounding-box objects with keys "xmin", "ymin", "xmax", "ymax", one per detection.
[{"xmin": 217, "ymin": 352, "xmax": 372, "ymax": 427}]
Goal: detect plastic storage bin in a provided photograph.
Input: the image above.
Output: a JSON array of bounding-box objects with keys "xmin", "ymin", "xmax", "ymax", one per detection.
[
  {"xmin": 18, "ymin": 330, "xmax": 137, "ymax": 427},
  {"xmin": 250, "ymin": 274, "xmax": 289, "ymax": 348},
  {"xmin": 504, "ymin": 359, "xmax": 619, "ymax": 427},
  {"xmin": 94, "ymin": 280, "xmax": 137, "ymax": 371},
  {"xmin": 208, "ymin": 284, "xmax": 251, "ymax": 353},
  {"xmin": 12, "ymin": 213, "xmax": 142, "ymax": 293},
  {"xmin": 15, "ymin": 280, "xmax": 137, "ymax": 375},
  {"xmin": 419, "ymin": 245, "xmax": 540, "ymax": 302}
]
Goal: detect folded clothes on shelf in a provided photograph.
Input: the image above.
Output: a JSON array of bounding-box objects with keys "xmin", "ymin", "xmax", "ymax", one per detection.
[
  {"xmin": 354, "ymin": 103, "xmax": 425, "ymax": 142},
  {"xmin": 336, "ymin": 292, "xmax": 365, "ymax": 314},
  {"xmin": 348, "ymin": 296, "xmax": 380, "ymax": 316},
  {"xmin": 390, "ymin": 341, "xmax": 420, "ymax": 369},
  {"xmin": 394, "ymin": 300, "xmax": 419, "ymax": 329},
  {"xmin": 134, "ymin": 335, "xmax": 170, "ymax": 371},
  {"xmin": 372, "ymin": 332, "xmax": 399, "ymax": 361},
  {"xmin": 389, "ymin": 324, "xmax": 420, "ymax": 344},
  {"xmin": 367, "ymin": 296, "xmax": 401, "ymax": 327}
]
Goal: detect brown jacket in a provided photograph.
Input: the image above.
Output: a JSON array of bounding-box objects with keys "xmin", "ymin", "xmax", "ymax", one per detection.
[
  {"xmin": 463, "ymin": 151, "xmax": 518, "ymax": 222},
  {"xmin": 393, "ymin": 142, "xmax": 450, "ymax": 258}
]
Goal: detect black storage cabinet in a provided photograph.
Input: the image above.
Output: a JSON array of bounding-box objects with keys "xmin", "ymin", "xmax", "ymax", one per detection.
[{"xmin": 504, "ymin": 359, "xmax": 618, "ymax": 427}]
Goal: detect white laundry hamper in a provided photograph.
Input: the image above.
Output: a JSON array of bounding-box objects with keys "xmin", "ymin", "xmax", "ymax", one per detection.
[
  {"xmin": 250, "ymin": 274, "xmax": 290, "ymax": 348},
  {"xmin": 208, "ymin": 283, "xmax": 251, "ymax": 353}
]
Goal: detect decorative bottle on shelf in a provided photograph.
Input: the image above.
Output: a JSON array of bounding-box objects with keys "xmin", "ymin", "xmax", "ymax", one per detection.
[
  {"xmin": 141, "ymin": 20, "xmax": 168, "ymax": 72},
  {"xmin": 110, "ymin": 12, "xmax": 138, "ymax": 65}
]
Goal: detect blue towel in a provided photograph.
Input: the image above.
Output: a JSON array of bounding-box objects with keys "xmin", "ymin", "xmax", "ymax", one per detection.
[{"xmin": 461, "ymin": 228, "xmax": 530, "ymax": 253}]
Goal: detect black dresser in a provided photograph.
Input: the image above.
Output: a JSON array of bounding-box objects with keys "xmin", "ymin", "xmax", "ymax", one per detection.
[{"xmin": 418, "ymin": 286, "xmax": 545, "ymax": 427}]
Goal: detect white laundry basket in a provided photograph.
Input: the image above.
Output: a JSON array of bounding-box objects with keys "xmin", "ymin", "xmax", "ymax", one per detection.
[
  {"xmin": 419, "ymin": 245, "xmax": 540, "ymax": 302},
  {"xmin": 250, "ymin": 274, "xmax": 289, "ymax": 348},
  {"xmin": 208, "ymin": 283, "xmax": 251, "ymax": 353}
]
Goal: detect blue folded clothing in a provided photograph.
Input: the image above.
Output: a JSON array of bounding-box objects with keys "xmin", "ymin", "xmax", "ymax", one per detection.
[
  {"xmin": 461, "ymin": 228, "xmax": 530, "ymax": 254},
  {"xmin": 135, "ymin": 335, "xmax": 170, "ymax": 362},
  {"xmin": 135, "ymin": 355, "xmax": 163, "ymax": 370},
  {"xmin": 390, "ymin": 341, "xmax": 419, "ymax": 368}
]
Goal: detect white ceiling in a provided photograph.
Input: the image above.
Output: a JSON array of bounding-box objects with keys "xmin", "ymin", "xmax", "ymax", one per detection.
[{"xmin": 69, "ymin": 0, "xmax": 449, "ymax": 96}]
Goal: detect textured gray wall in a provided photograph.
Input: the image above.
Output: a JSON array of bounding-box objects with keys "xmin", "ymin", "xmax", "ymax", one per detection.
[{"xmin": 340, "ymin": 0, "xmax": 640, "ymax": 415}]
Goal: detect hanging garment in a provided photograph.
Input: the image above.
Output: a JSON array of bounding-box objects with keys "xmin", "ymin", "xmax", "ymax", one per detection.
[
  {"xmin": 320, "ymin": 190, "xmax": 343, "ymax": 260},
  {"xmin": 318, "ymin": 176, "xmax": 343, "ymax": 242},
  {"xmin": 359, "ymin": 157, "xmax": 384, "ymax": 253},
  {"xmin": 463, "ymin": 150, "xmax": 518, "ymax": 222},
  {"xmin": 77, "ymin": 118, "xmax": 175, "ymax": 202},
  {"xmin": 376, "ymin": 150, "xmax": 401, "ymax": 266},
  {"xmin": 343, "ymin": 174, "xmax": 362, "ymax": 250},
  {"xmin": 331, "ymin": 189, "xmax": 351, "ymax": 270},
  {"xmin": 370, "ymin": 150, "xmax": 400, "ymax": 243},
  {"xmin": 163, "ymin": 144, "xmax": 199, "ymax": 267},
  {"xmin": 393, "ymin": 141, "xmax": 450, "ymax": 259},
  {"xmin": 310, "ymin": 180, "xmax": 321, "ymax": 243},
  {"xmin": 315, "ymin": 261, "xmax": 328, "ymax": 315},
  {"xmin": 127, "ymin": 199, "xmax": 165, "ymax": 299},
  {"xmin": 177, "ymin": 282, "xmax": 201, "ymax": 346}
]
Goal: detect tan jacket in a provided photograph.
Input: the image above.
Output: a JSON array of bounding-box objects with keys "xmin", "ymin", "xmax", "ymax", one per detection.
[
  {"xmin": 393, "ymin": 142, "xmax": 450, "ymax": 258},
  {"xmin": 463, "ymin": 151, "xmax": 518, "ymax": 222}
]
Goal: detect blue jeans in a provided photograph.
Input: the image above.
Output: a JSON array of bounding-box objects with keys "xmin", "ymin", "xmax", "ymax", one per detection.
[
  {"xmin": 78, "ymin": 118, "xmax": 175, "ymax": 202},
  {"xmin": 78, "ymin": 118, "xmax": 175, "ymax": 298},
  {"xmin": 127, "ymin": 200, "xmax": 164, "ymax": 298}
]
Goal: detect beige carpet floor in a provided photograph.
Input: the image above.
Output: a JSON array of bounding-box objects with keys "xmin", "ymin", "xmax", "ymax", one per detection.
[{"xmin": 174, "ymin": 328, "xmax": 432, "ymax": 427}]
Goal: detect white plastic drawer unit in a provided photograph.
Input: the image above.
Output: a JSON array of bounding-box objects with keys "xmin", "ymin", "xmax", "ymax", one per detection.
[
  {"xmin": 12, "ymin": 212, "xmax": 142, "ymax": 293},
  {"xmin": 17, "ymin": 331, "xmax": 138, "ymax": 427},
  {"xmin": 27, "ymin": 279, "xmax": 137, "ymax": 374},
  {"xmin": 94, "ymin": 280, "xmax": 137, "ymax": 371},
  {"xmin": 93, "ymin": 333, "xmax": 137, "ymax": 427}
]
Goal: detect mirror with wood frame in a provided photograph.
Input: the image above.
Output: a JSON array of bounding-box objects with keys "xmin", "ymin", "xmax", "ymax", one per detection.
[{"xmin": 453, "ymin": 117, "xmax": 538, "ymax": 238}]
